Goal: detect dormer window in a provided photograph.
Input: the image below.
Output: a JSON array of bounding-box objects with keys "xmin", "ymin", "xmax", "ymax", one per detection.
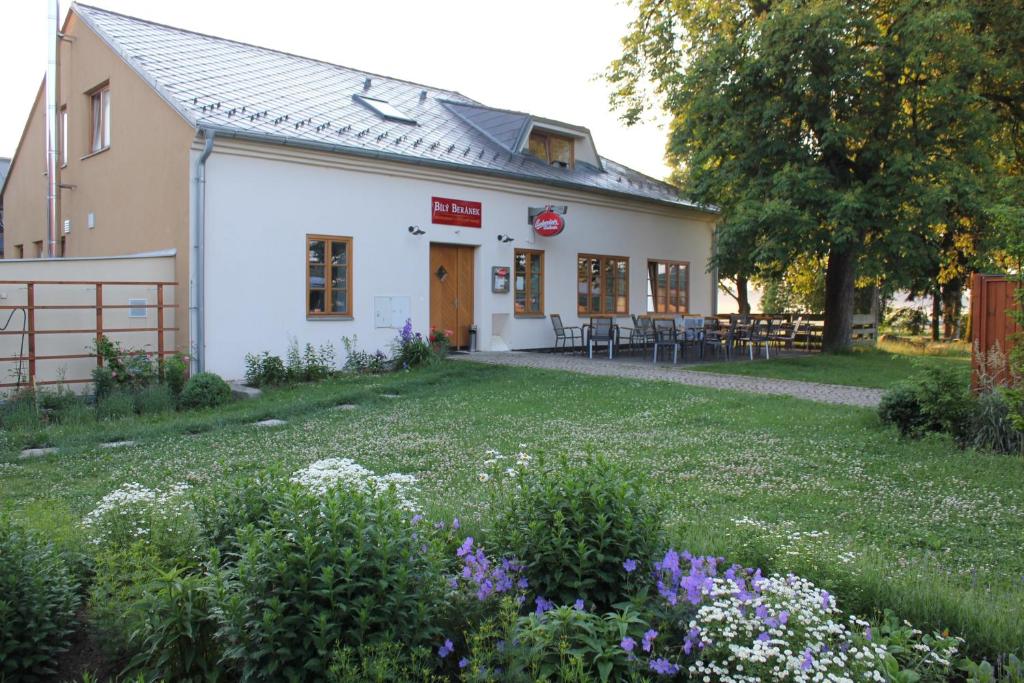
[
  {"xmin": 353, "ymin": 95, "xmax": 417, "ymax": 124},
  {"xmin": 528, "ymin": 130, "xmax": 574, "ymax": 169}
]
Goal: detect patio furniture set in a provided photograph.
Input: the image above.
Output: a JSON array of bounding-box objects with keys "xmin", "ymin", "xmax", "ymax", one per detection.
[{"xmin": 550, "ymin": 314, "xmax": 803, "ymax": 363}]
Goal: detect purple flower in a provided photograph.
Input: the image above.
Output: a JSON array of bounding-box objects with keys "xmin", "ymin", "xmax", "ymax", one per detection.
[
  {"xmin": 801, "ymin": 648, "xmax": 814, "ymax": 671},
  {"xmin": 623, "ymin": 558, "xmax": 638, "ymax": 573},
  {"xmin": 534, "ymin": 596, "xmax": 553, "ymax": 615},
  {"xmin": 452, "ymin": 517, "xmax": 461, "ymax": 529},
  {"xmin": 756, "ymin": 632, "xmax": 771, "ymax": 642},
  {"xmin": 649, "ymin": 658, "xmax": 680, "ymax": 676},
  {"xmin": 411, "ymin": 513, "xmax": 423, "ymax": 525},
  {"xmin": 573, "ymin": 599, "xmax": 585, "ymax": 611},
  {"xmin": 865, "ymin": 625, "xmax": 872, "ymax": 641},
  {"xmin": 457, "ymin": 537, "xmax": 474, "ymax": 557},
  {"xmin": 458, "ymin": 657, "xmax": 469, "ymax": 669},
  {"xmin": 779, "ymin": 610, "xmax": 789, "ymax": 625},
  {"xmin": 438, "ymin": 639, "xmax": 454, "ymax": 658},
  {"xmin": 821, "ymin": 590, "xmax": 832, "ymax": 610},
  {"xmin": 642, "ymin": 629, "xmax": 658, "ymax": 653},
  {"xmin": 620, "ymin": 636, "xmax": 636, "ymax": 653}
]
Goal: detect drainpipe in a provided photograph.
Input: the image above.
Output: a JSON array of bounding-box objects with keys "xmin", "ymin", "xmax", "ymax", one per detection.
[
  {"xmin": 45, "ymin": 0, "xmax": 59, "ymax": 257},
  {"xmin": 190, "ymin": 131, "xmax": 214, "ymax": 375}
]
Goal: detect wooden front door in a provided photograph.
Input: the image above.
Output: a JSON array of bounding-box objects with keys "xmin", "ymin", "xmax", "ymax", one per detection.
[{"xmin": 429, "ymin": 244, "xmax": 475, "ymax": 348}]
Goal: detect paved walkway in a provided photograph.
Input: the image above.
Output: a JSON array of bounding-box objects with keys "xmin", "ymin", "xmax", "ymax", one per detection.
[{"xmin": 452, "ymin": 352, "xmax": 884, "ymax": 408}]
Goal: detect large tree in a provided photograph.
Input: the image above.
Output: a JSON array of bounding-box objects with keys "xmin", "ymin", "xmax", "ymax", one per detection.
[{"xmin": 609, "ymin": 0, "xmax": 1003, "ymax": 350}]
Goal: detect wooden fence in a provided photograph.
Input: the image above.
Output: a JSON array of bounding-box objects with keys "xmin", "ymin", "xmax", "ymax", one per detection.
[
  {"xmin": 970, "ymin": 273, "xmax": 1019, "ymax": 387},
  {"xmin": 709, "ymin": 313, "xmax": 877, "ymax": 349},
  {"xmin": 0, "ymin": 279, "xmax": 178, "ymax": 392}
]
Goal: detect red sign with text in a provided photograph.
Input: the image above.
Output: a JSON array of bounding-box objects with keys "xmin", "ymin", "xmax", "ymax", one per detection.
[
  {"xmin": 532, "ymin": 209, "xmax": 565, "ymax": 237},
  {"xmin": 431, "ymin": 197, "xmax": 482, "ymax": 228}
]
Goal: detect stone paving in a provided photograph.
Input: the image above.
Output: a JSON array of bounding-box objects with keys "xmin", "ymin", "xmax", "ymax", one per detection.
[{"xmin": 452, "ymin": 351, "xmax": 885, "ymax": 408}]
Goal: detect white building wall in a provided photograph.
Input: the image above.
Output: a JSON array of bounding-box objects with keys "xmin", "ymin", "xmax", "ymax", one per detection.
[{"xmin": 200, "ymin": 142, "xmax": 716, "ymax": 380}]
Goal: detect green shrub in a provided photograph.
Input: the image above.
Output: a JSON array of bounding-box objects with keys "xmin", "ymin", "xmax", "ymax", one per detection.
[
  {"xmin": 178, "ymin": 372, "xmax": 232, "ymax": 410},
  {"xmin": 504, "ymin": 605, "xmax": 649, "ymax": 683},
  {"xmin": 162, "ymin": 353, "xmax": 188, "ymax": 397},
  {"xmin": 123, "ymin": 565, "xmax": 221, "ymax": 682},
  {"xmin": 285, "ymin": 337, "xmax": 336, "ymax": 382},
  {"xmin": 91, "ymin": 365, "xmax": 116, "ymax": 400},
  {"xmin": 212, "ymin": 484, "xmax": 447, "ymax": 680},
  {"xmin": 915, "ymin": 365, "xmax": 972, "ymax": 442},
  {"xmin": 192, "ymin": 468, "xmax": 290, "ymax": 554},
  {"xmin": 96, "ymin": 389, "xmax": 137, "ymax": 421},
  {"xmin": 134, "ymin": 383, "xmax": 176, "ymax": 415},
  {"xmin": 0, "ymin": 516, "xmax": 80, "ymax": 681},
  {"xmin": 342, "ymin": 335, "xmax": 390, "ymax": 373},
  {"xmin": 971, "ymin": 388, "xmax": 1024, "ymax": 455},
  {"xmin": 491, "ymin": 456, "xmax": 664, "ymax": 611},
  {"xmin": 879, "ymin": 383, "xmax": 925, "ymax": 436},
  {"xmin": 243, "ymin": 351, "xmax": 288, "ymax": 387},
  {"xmin": 46, "ymin": 391, "xmax": 92, "ymax": 425},
  {"xmin": 328, "ymin": 643, "xmax": 447, "ymax": 683},
  {"xmin": 0, "ymin": 388, "xmax": 41, "ymax": 431}
]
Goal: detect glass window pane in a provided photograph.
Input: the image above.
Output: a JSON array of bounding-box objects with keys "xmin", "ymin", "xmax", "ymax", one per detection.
[
  {"xmin": 309, "ymin": 289, "xmax": 325, "ymax": 313},
  {"xmin": 102, "ymin": 90, "xmax": 111, "ymax": 147},
  {"xmin": 331, "ymin": 289, "xmax": 347, "ymax": 314},
  {"xmin": 91, "ymin": 94, "xmax": 102, "ymax": 152},
  {"xmin": 308, "ymin": 240, "xmax": 325, "ymax": 264},
  {"xmin": 309, "ymin": 265, "xmax": 325, "ymax": 288},
  {"xmin": 331, "ymin": 265, "xmax": 346, "ymax": 289},
  {"xmin": 330, "ymin": 241, "xmax": 347, "ymax": 265},
  {"xmin": 548, "ymin": 136, "xmax": 572, "ymax": 166},
  {"xmin": 528, "ymin": 133, "xmax": 547, "ymax": 161}
]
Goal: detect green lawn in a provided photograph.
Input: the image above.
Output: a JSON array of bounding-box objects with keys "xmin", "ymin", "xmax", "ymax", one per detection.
[
  {"xmin": 1, "ymin": 361, "xmax": 1021, "ymax": 660},
  {"xmin": 691, "ymin": 339, "xmax": 971, "ymax": 389}
]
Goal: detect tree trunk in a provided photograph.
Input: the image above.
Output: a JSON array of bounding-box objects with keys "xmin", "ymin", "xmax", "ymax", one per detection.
[
  {"xmin": 931, "ymin": 287, "xmax": 941, "ymax": 341},
  {"xmin": 942, "ymin": 281, "xmax": 961, "ymax": 340},
  {"xmin": 737, "ymin": 275, "xmax": 751, "ymax": 316},
  {"xmin": 822, "ymin": 247, "xmax": 856, "ymax": 353}
]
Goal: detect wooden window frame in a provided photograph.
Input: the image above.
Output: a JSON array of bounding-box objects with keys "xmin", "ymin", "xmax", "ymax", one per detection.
[
  {"xmin": 513, "ymin": 248, "xmax": 544, "ymax": 316},
  {"xmin": 646, "ymin": 259, "xmax": 690, "ymax": 315},
  {"xmin": 306, "ymin": 234, "xmax": 354, "ymax": 318},
  {"xmin": 88, "ymin": 83, "xmax": 111, "ymax": 155},
  {"xmin": 577, "ymin": 253, "xmax": 629, "ymax": 317},
  {"xmin": 528, "ymin": 130, "xmax": 575, "ymax": 169},
  {"xmin": 59, "ymin": 105, "xmax": 68, "ymax": 167}
]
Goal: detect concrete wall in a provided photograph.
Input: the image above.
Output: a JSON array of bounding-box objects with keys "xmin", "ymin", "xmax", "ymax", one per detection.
[
  {"xmin": 201, "ymin": 139, "xmax": 716, "ymax": 380},
  {"xmin": 0, "ymin": 10, "xmax": 193, "ymax": 349},
  {"xmin": 0, "ymin": 252, "xmax": 177, "ymax": 394}
]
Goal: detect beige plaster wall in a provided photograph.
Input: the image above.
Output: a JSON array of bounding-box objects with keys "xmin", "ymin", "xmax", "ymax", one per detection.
[{"xmin": 1, "ymin": 10, "xmax": 194, "ymax": 350}]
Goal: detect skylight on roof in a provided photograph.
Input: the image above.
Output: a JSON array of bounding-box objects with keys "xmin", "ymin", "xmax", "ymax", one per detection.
[{"xmin": 353, "ymin": 95, "xmax": 417, "ymax": 124}]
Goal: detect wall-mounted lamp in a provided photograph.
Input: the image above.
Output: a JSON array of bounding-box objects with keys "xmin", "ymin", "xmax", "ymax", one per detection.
[
  {"xmin": 408, "ymin": 225, "xmax": 426, "ymax": 236},
  {"xmin": 496, "ymin": 234, "xmax": 514, "ymax": 243}
]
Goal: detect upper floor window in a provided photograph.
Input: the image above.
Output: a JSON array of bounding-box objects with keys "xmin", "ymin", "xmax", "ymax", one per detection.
[
  {"xmin": 90, "ymin": 85, "xmax": 111, "ymax": 153},
  {"xmin": 647, "ymin": 260, "xmax": 689, "ymax": 314},
  {"xmin": 59, "ymin": 106, "xmax": 68, "ymax": 166},
  {"xmin": 528, "ymin": 130, "xmax": 574, "ymax": 169},
  {"xmin": 307, "ymin": 234, "xmax": 352, "ymax": 316}
]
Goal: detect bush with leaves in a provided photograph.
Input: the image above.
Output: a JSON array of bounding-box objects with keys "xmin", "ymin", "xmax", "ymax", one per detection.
[
  {"xmin": 0, "ymin": 388, "xmax": 40, "ymax": 431},
  {"xmin": 162, "ymin": 353, "xmax": 189, "ymax": 398},
  {"xmin": 328, "ymin": 642, "xmax": 448, "ymax": 683},
  {"xmin": 212, "ymin": 484, "xmax": 447, "ymax": 680},
  {"xmin": 0, "ymin": 516, "xmax": 80, "ymax": 681},
  {"xmin": 96, "ymin": 389, "xmax": 137, "ymax": 421},
  {"xmin": 392, "ymin": 319, "xmax": 439, "ymax": 369},
  {"xmin": 879, "ymin": 383, "xmax": 926, "ymax": 436},
  {"xmin": 341, "ymin": 335, "xmax": 390, "ymax": 373},
  {"xmin": 880, "ymin": 366, "xmax": 973, "ymax": 443},
  {"xmin": 490, "ymin": 455, "xmax": 664, "ymax": 611},
  {"xmin": 285, "ymin": 337, "xmax": 336, "ymax": 382},
  {"xmin": 134, "ymin": 383, "xmax": 176, "ymax": 415},
  {"xmin": 243, "ymin": 351, "xmax": 288, "ymax": 387},
  {"xmin": 178, "ymin": 372, "xmax": 232, "ymax": 410}
]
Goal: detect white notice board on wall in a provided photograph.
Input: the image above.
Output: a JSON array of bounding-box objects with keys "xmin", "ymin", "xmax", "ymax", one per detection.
[{"xmin": 374, "ymin": 296, "xmax": 411, "ymax": 328}]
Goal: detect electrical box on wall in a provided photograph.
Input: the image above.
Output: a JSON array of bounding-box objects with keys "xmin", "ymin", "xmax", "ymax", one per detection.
[
  {"xmin": 374, "ymin": 296, "xmax": 411, "ymax": 328},
  {"xmin": 62, "ymin": 219, "xmax": 71, "ymax": 234},
  {"xmin": 87, "ymin": 212, "xmax": 96, "ymax": 229}
]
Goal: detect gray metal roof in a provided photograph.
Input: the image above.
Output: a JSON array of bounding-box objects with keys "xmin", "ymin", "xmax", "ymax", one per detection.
[{"xmin": 73, "ymin": 3, "xmax": 703, "ymax": 210}]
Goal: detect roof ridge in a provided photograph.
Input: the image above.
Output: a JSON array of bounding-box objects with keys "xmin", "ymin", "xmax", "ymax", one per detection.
[{"xmin": 71, "ymin": 2, "xmax": 481, "ymax": 104}]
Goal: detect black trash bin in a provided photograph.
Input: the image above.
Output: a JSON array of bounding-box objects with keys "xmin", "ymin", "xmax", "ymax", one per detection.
[{"xmin": 468, "ymin": 325, "xmax": 478, "ymax": 352}]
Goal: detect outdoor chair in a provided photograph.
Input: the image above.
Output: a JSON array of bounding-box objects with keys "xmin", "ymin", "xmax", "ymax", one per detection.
[
  {"xmin": 651, "ymin": 318, "xmax": 681, "ymax": 364},
  {"xmin": 701, "ymin": 318, "xmax": 730, "ymax": 360},
  {"xmin": 584, "ymin": 318, "xmax": 618, "ymax": 359},
  {"xmin": 550, "ymin": 314, "xmax": 582, "ymax": 354},
  {"xmin": 746, "ymin": 318, "xmax": 772, "ymax": 360},
  {"xmin": 628, "ymin": 315, "xmax": 656, "ymax": 355},
  {"xmin": 770, "ymin": 316, "xmax": 802, "ymax": 352},
  {"xmin": 680, "ymin": 316, "xmax": 705, "ymax": 360}
]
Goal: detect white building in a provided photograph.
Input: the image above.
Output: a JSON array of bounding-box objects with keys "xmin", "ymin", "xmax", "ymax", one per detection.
[{"xmin": 2, "ymin": 4, "xmax": 717, "ymax": 381}]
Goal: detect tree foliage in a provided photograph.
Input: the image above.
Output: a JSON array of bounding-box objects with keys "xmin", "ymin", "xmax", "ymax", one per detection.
[{"xmin": 609, "ymin": 0, "xmax": 1019, "ymax": 350}]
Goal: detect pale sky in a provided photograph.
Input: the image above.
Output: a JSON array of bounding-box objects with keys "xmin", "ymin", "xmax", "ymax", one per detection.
[{"xmin": 0, "ymin": 0, "xmax": 674, "ymax": 180}]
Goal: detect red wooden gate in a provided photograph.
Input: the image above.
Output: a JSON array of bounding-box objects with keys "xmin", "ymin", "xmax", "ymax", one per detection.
[{"xmin": 970, "ymin": 273, "xmax": 1020, "ymax": 388}]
